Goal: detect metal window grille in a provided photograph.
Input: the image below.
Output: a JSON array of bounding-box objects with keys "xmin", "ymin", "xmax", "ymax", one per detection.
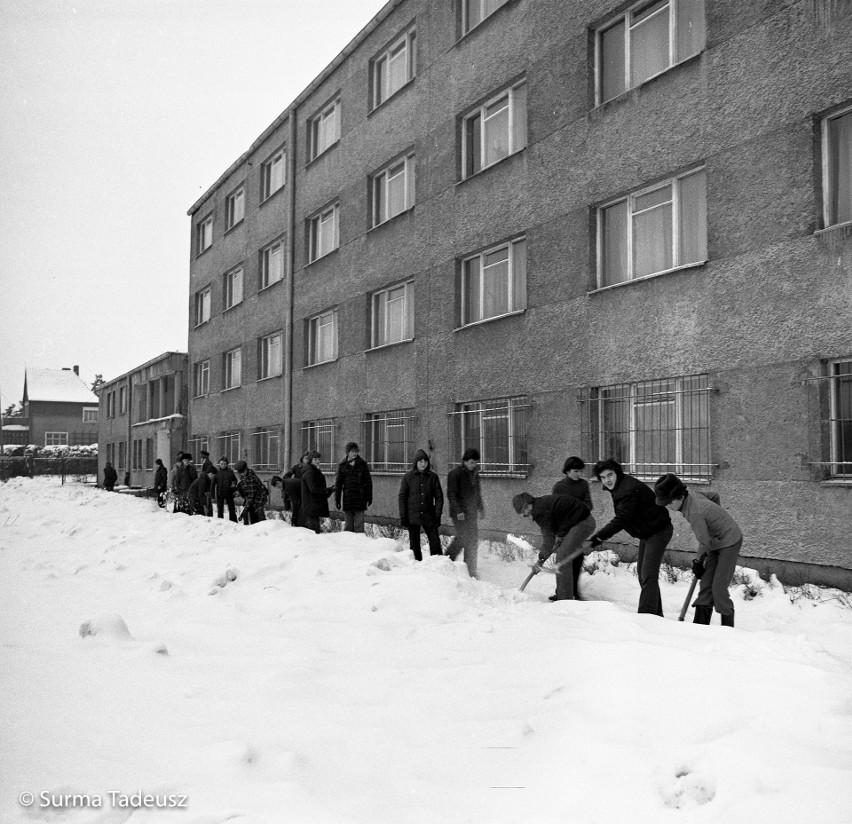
[
  {"xmin": 216, "ymin": 432, "xmax": 241, "ymax": 465},
  {"xmin": 580, "ymin": 374, "xmax": 714, "ymax": 480},
  {"xmin": 252, "ymin": 429, "xmax": 281, "ymax": 471},
  {"xmin": 361, "ymin": 409, "xmax": 416, "ymax": 473},
  {"xmin": 449, "ymin": 396, "xmax": 530, "ymax": 477},
  {"xmin": 188, "ymin": 435, "xmax": 209, "ymax": 469},
  {"xmin": 804, "ymin": 359, "xmax": 852, "ymax": 478},
  {"xmin": 301, "ymin": 418, "xmax": 336, "ymax": 470}
]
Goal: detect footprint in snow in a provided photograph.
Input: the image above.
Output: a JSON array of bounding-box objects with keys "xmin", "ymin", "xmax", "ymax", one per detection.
[{"xmin": 658, "ymin": 766, "xmax": 715, "ymax": 809}]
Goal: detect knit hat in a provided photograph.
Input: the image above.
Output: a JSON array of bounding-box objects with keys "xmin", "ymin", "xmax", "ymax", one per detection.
[
  {"xmin": 512, "ymin": 492, "xmax": 535, "ymax": 514},
  {"xmin": 654, "ymin": 473, "xmax": 687, "ymax": 505}
]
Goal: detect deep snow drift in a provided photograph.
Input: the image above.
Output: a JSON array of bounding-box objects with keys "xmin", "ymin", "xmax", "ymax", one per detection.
[{"xmin": 1, "ymin": 477, "xmax": 851, "ymax": 823}]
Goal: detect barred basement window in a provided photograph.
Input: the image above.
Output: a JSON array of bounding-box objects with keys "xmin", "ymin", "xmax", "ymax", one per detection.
[
  {"xmin": 580, "ymin": 374, "xmax": 714, "ymax": 480},
  {"xmin": 806, "ymin": 359, "xmax": 852, "ymax": 479},
  {"xmin": 362, "ymin": 409, "xmax": 416, "ymax": 473},
  {"xmin": 252, "ymin": 429, "xmax": 280, "ymax": 471},
  {"xmin": 301, "ymin": 418, "xmax": 336, "ymax": 470},
  {"xmin": 450, "ymin": 396, "xmax": 530, "ymax": 477},
  {"xmin": 188, "ymin": 435, "xmax": 209, "ymax": 469},
  {"xmin": 217, "ymin": 432, "xmax": 241, "ymax": 465}
]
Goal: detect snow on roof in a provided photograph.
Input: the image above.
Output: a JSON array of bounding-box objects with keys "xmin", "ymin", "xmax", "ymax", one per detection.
[{"xmin": 25, "ymin": 369, "xmax": 98, "ymax": 404}]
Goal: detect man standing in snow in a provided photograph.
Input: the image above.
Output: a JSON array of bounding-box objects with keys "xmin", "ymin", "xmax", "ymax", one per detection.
[
  {"xmin": 398, "ymin": 449, "xmax": 444, "ymax": 560},
  {"xmin": 281, "ymin": 451, "xmax": 310, "ymax": 527},
  {"xmin": 102, "ymin": 461, "xmax": 118, "ymax": 492},
  {"xmin": 446, "ymin": 448, "xmax": 484, "ymax": 576},
  {"xmin": 214, "ymin": 457, "xmax": 239, "ymax": 522},
  {"xmin": 188, "ymin": 468, "xmax": 215, "ymax": 516},
  {"xmin": 513, "ymin": 491, "xmax": 593, "ymax": 600},
  {"xmin": 301, "ymin": 451, "xmax": 334, "ymax": 534},
  {"xmin": 234, "ymin": 460, "xmax": 268, "ymax": 524},
  {"xmin": 172, "ymin": 453, "xmax": 197, "ymax": 515},
  {"xmin": 334, "ymin": 442, "xmax": 372, "ymax": 534},
  {"xmin": 584, "ymin": 459, "xmax": 672, "ymax": 616},
  {"xmin": 200, "ymin": 450, "xmax": 215, "ymax": 514},
  {"xmin": 654, "ymin": 473, "xmax": 742, "ymax": 627}
]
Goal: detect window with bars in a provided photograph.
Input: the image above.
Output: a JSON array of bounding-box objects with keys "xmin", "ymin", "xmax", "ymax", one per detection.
[
  {"xmin": 371, "ymin": 281, "xmax": 414, "ymax": 348},
  {"xmin": 302, "ymin": 418, "xmax": 336, "ymax": 470},
  {"xmin": 224, "ymin": 266, "xmax": 244, "ymax": 309},
  {"xmin": 371, "ymin": 154, "xmax": 415, "ymax": 227},
  {"xmin": 188, "ymin": 435, "xmax": 209, "ymax": 468},
  {"xmin": 308, "ymin": 203, "xmax": 339, "ymax": 262},
  {"xmin": 261, "ymin": 146, "xmax": 286, "ymax": 201},
  {"xmin": 371, "ymin": 27, "xmax": 416, "ymax": 108},
  {"xmin": 451, "ymin": 396, "xmax": 530, "ymax": 476},
  {"xmin": 462, "ymin": 80, "xmax": 527, "ymax": 179},
  {"xmin": 217, "ymin": 432, "xmax": 241, "ymax": 465},
  {"xmin": 362, "ymin": 409, "xmax": 416, "ymax": 473},
  {"xmin": 580, "ymin": 374, "xmax": 714, "ymax": 480},
  {"xmin": 461, "ymin": 237, "xmax": 526, "ymax": 326},
  {"xmin": 260, "ymin": 240, "xmax": 284, "ymax": 289},
  {"xmin": 598, "ymin": 167, "xmax": 707, "ymax": 287},
  {"xmin": 595, "ymin": 0, "xmax": 706, "ymax": 105},
  {"xmin": 308, "ymin": 98, "xmax": 340, "ymax": 161},
  {"xmin": 252, "ymin": 429, "xmax": 281, "ymax": 471},
  {"xmin": 809, "ymin": 359, "xmax": 852, "ymax": 479}
]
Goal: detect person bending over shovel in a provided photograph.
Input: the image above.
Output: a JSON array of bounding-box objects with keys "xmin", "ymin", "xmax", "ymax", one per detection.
[{"xmin": 512, "ymin": 492, "xmax": 594, "ymax": 600}]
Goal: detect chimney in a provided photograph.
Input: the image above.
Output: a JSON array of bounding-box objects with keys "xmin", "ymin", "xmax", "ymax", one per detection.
[{"xmin": 73, "ymin": 365, "xmax": 79, "ymax": 375}]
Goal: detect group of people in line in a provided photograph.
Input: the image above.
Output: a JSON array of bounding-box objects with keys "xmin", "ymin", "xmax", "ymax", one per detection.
[{"xmin": 112, "ymin": 442, "xmax": 743, "ymax": 626}]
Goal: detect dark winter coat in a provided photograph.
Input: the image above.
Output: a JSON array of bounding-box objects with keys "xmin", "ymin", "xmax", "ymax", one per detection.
[
  {"xmin": 592, "ymin": 473, "xmax": 671, "ymax": 543},
  {"xmin": 154, "ymin": 465, "xmax": 168, "ymax": 492},
  {"xmin": 531, "ymin": 494, "xmax": 592, "ymax": 558},
  {"xmin": 551, "ymin": 476, "xmax": 593, "ymax": 511},
  {"xmin": 201, "ymin": 458, "xmax": 216, "ymax": 476},
  {"xmin": 446, "ymin": 463, "xmax": 483, "ymax": 520},
  {"xmin": 283, "ymin": 463, "xmax": 305, "ymax": 501},
  {"xmin": 335, "ymin": 455, "xmax": 373, "ymax": 512},
  {"xmin": 398, "ymin": 450, "xmax": 444, "ymax": 526},
  {"xmin": 103, "ymin": 465, "xmax": 118, "ymax": 487},
  {"xmin": 188, "ymin": 473, "xmax": 212, "ymax": 507},
  {"xmin": 301, "ymin": 463, "xmax": 332, "ymax": 518},
  {"xmin": 214, "ymin": 467, "xmax": 238, "ymax": 499},
  {"xmin": 173, "ymin": 463, "xmax": 197, "ymax": 494}
]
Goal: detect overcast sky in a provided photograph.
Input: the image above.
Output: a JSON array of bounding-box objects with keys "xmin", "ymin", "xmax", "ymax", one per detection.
[{"xmin": 0, "ymin": 0, "xmax": 386, "ymax": 409}]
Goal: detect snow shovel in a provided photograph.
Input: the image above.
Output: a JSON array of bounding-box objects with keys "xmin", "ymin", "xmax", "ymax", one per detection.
[
  {"xmin": 518, "ymin": 544, "xmax": 586, "ymax": 592},
  {"xmin": 678, "ymin": 575, "xmax": 699, "ymax": 621}
]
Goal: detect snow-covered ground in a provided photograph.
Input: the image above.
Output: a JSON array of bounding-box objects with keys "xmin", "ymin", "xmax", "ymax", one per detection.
[{"xmin": 2, "ymin": 478, "xmax": 851, "ymax": 824}]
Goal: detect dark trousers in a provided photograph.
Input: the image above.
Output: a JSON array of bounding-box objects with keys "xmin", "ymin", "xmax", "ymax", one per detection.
[
  {"xmin": 554, "ymin": 515, "xmax": 596, "ymax": 600},
  {"xmin": 450, "ymin": 516, "xmax": 479, "ymax": 577},
  {"xmin": 408, "ymin": 524, "xmax": 441, "ymax": 561},
  {"xmin": 243, "ymin": 504, "xmax": 266, "ymax": 525},
  {"xmin": 290, "ymin": 498, "xmax": 302, "ymax": 527},
  {"xmin": 695, "ymin": 538, "xmax": 741, "ymax": 616},
  {"xmin": 636, "ymin": 523, "xmax": 674, "ymax": 616},
  {"xmin": 344, "ymin": 510, "xmax": 365, "ymax": 533},
  {"xmin": 217, "ymin": 493, "xmax": 238, "ymax": 522},
  {"xmin": 305, "ymin": 515, "xmax": 322, "ymax": 534}
]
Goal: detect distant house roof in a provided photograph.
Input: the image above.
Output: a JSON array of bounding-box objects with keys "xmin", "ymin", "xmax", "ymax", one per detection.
[{"xmin": 24, "ymin": 369, "xmax": 98, "ymax": 404}]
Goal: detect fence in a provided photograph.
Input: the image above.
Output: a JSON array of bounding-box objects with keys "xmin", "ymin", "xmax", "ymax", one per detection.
[{"xmin": 0, "ymin": 456, "xmax": 99, "ymax": 483}]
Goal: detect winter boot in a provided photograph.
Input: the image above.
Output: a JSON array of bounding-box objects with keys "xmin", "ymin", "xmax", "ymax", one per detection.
[
  {"xmin": 720, "ymin": 609, "xmax": 735, "ymax": 628},
  {"xmin": 693, "ymin": 605, "xmax": 713, "ymax": 625}
]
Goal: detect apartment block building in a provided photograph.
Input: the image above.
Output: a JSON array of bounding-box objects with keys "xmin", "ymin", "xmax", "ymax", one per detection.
[
  {"xmin": 187, "ymin": 0, "xmax": 852, "ymax": 587},
  {"xmin": 98, "ymin": 352, "xmax": 188, "ymax": 488}
]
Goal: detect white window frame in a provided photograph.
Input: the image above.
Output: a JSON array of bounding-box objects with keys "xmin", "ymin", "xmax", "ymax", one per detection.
[
  {"xmin": 371, "ymin": 281, "xmax": 414, "ymax": 348},
  {"xmin": 217, "ymin": 431, "xmax": 241, "ymax": 465},
  {"xmin": 452, "ymin": 396, "xmax": 530, "ymax": 477},
  {"xmin": 460, "ymin": 236, "xmax": 527, "ymax": 327},
  {"xmin": 252, "ymin": 428, "xmax": 281, "ymax": 471},
  {"xmin": 82, "ymin": 407, "xmax": 98, "ymax": 424},
  {"xmin": 821, "ymin": 104, "xmax": 852, "ymax": 229},
  {"xmin": 194, "ymin": 287, "xmax": 211, "ymax": 327},
  {"xmin": 259, "ymin": 332, "xmax": 283, "ymax": 379},
  {"xmin": 462, "ymin": 80, "xmax": 527, "ymax": 179},
  {"xmin": 45, "ymin": 432, "xmax": 69, "ymax": 447},
  {"xmin": 196, "ymin": 214, "xmax": 213, "ymax": 254},
  {"xmin": 118, "ymin": 385, "xmax": 126, "ymax": 415},
  {"xmin": 261, "ymin": 146, "xmax": 286, "ymax": 201},
  {"xmin": 260, "ymin": 240, "xmax": 284, "ymax": 289},
  {"xmin": 223, "ymin": 347, "xmax": 242, "ymax": 390},
  {"xmin": 828, "ymin": 358, "xmax": 852, "ymax": 479},
  {"xmin": 301, "ymin": 418, "xmax": 336, "ymax": 470},
  {"xmin": 307, "ymin": 309, "xmax": 338, "ymax": 366},
  {"xmin": 308, "ymin": 203, "xmax": 339, "ymax": 262},
  {"xmin": 362, "ymin": 409, "xmax": 415, "ymax": 474},
  {"xmin": 309, "ymin": 98, "xmax": 340, "ymax": 161},
  {"xmin": 371, "ymin": 27, "xmax": 417, "ymax": 108},
  {"xmin": 371, "ymin": 154, "xmax": 415, "ymax": 227},
  {"xmin": 224, "ymin": 266, "xmax": 244, "ymax": 310},
  {"xmin": 595, "ymin": 0, "xmax": 706, "ymax": 106},
  {"xmin": 462, "ymin": 0, "xmax": 510, "ymax": 35},
  {"xmin": 596, "ymin": 167, "xmax": 707, "ymax": 288},
  {"xmin": 225, "ymin": 186, "xmax": 245, "ymax": 230},
  {"xmin": 193, "ymin": 360, "xmax": 210, "ymax": 398}
]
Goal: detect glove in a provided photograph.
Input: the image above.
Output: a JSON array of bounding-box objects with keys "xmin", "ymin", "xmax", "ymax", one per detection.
[
  {"xmin": 692, "ymin": 556, "xmax": 706, "ymax": 578},
  {"xmin": 531, "ymin": 558, "xmax": 545, "ymax": 573}
]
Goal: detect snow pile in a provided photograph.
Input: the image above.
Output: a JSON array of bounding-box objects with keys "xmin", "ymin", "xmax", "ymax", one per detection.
[{"xmin": 1, "ymin": 477, "xmax": 851, "ymax": 823}]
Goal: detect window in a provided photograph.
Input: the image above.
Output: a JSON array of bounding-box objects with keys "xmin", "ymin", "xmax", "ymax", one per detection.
[
  {"xmin": 106, "ymin": 392, "xmax": 115, "ymax": 418},
  {"xmin": 260, "ymin": 240, "xmax": 284, "ymax": 289},
  {"xmin": 595, "ymin": 0, "xmax": 706, "ymax": 105},
  {"xmin": 301, "ymin": 418, "xmax": 335, "ymax": 470},
  {"xmin": 371, "ymin": 154, "xmax": 415, "ymax": 226},
  {"xmin": 132, "ymin": 439, "xmax": 143, "ymax": 471},
  {"xmin": 307, "ymin": 309, "xmax": 337, "ymax": 366},
  {"xmin": 823, "ymin": 106, "xmax": 852, "ymax": 228},
  {"xmin": 461, "ymin": 237, "xmax": 527, "ymax": 326},
  {"xmin": 196, "ymin": 214, "xmax": 213, "ymax": 254},
  {"xmin": 259, "ymin": 332, "xmax": 283, "ymax": 379},
  {"xmin": 371, "ymin": 27, "xmax": 416, "ymax": 108},
  {"xmin": 308, "ymin": 203, "xmax": 339, "ymax": 262},
  {"xmin": 362, "ymin": 409, "xmax": 415, "ymax": 473},
  {"xmin": 222, "ymin": 266, "xmax": 244, "ymax": 310},
  {"xmin": 194, "ymin": 287, "xmax": 211, "ymax": 327},
  {"xmin": 118, "ymin": 440, "xmax": 127, "ymax": 469},
  {"xmin": 462, "ymin": 80, "xmax": 527, "ymax": 178},
  {"xmin": 45, "ymin": 432, "xmax": 68, "ymax": 447},
  {"xmin": 252, "ymin": 429, "xmax": 280, "ymax": 471},
  {"xmin": 223, "ymin": 347, "xmax": 242, "ymax": 390},
  {"xmin": 106, "ymin": 443, "xmax": 114, "ymax": 465},
  {"xmin": 461, "ymin": 0, "xmax": 510, "ymax": 35},
  {"xmin": 823, "ymin": 359, "xmax": 852, "ymax": 478},
  {"xmin": 145, "ymin": 438, "xmax": 154, "ymax": 470},
  {"xmin": 598, "ymin": 167, "xmax": 706, "ymax": 287},
  {"xmin": 225, "ymin": 186, "xmax": 245, "ymax": 230},
  {"xmin": 371, "ymin": 281, "xmax": 414, "ymax": 347},
  {"xmin": 452, "ymin": 396, "xmax": 529, "ymax": 476},
  {"xmin": 217, "ymin": 432, "xmax": 241, "ymax": 465},
  {"xmin": 309, "ymin": 97, "xmax": 340, "ymax": 161},
  {"xmin": 193, "ymin": 360, "xmax": 209, "ymax": 398},
  {"xmin": 188, "ymin": 435, "xmax": 209, "ymax": 469},
  {"xmin": 82, "ymin": 407, "xmax": 98, "ymax": 424},
  {"xmin": 118, "ymin": 385, "xmax": 126, "ymax": 414},
  {"xmin": 261, "ymin": 146, "xmax": 286, "ymax": 201},
  {"xmin": 581, "ymin": 374, "xmax": 713, "ymax": 480}
]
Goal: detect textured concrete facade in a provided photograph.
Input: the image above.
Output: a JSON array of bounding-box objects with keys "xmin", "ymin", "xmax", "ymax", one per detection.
[{"xmin": 187, "ymin": 0, "xmax": 852, "ymax": 587}]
